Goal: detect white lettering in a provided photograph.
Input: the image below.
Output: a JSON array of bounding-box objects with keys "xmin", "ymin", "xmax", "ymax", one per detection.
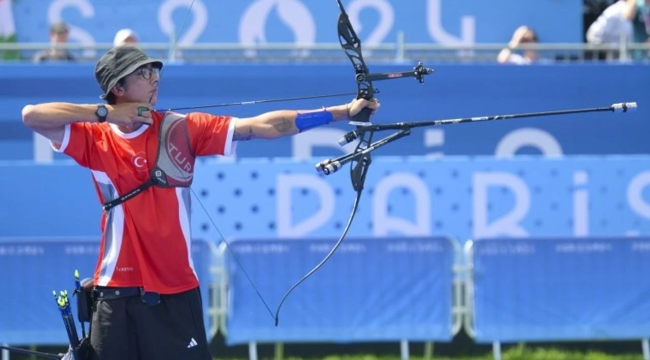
[
  {"xmin": 48, "ymin": 0, "xmax": 96, "ymax": 58},
  {"xmin": 347, "ymin": 0, "xmax": 394, "ymax": 56},
  {"xmin": 373, "ymin": 173, "xmax": 431, "ymax": 236},
  {"xmin": 277, "ymin": 174, "xmax": 335, "ymax": 237},
  {"xmin": 627, "ymin": 171, "xmax": 650, "ymax": 220},
  {"xmin": 34, "ymin": 133, "xmax": 53, "ymax": 164},
  {"xmin": 425, "ymin": 129, "xmax": 444, "ymax": 158},
  {"xmin": 159, "ymin": 0, "xmax": 208, "ymax": 62},
  {"xmin": 310, "ymin": 243, "xmax": 366, "ymax": 253},
  {"xmin": 239, "ymin": 0, "xmax": 316, "ymax": 58},
  {"xmin": 555, "ymin": 242, "xmax": 612, "ymax": 253},
  {"xmin": 426, "ymin": 0, "xmax": 475, "ymax": 45},
  {"xmin": 234, "ymin": 244, "xmax": 290, "ymax": 254},
  {"xmin": 168, "ymin": 143, "xmax": 192, "ymax": 173},
  {"xmin": 573, "ymin": 171, "xmax": 589, "ymax": 237},
  {"xmin": 473, "ymin": 172, "xmax": 530, "ymax": 238},
  {"xmin": 495, "ymin": 128, "xmax": 563, "ymax": 157}
]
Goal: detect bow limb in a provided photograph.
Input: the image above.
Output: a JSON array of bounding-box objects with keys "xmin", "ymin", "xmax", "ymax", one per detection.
[{"xmin": 272, "ymin": 189, "xmax": 363, "ymax": 326}]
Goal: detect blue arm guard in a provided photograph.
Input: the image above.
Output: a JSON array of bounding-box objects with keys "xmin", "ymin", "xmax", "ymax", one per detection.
[{"xmin": 295, "ymin": 109, "xmax": 334, "ymax": 132}]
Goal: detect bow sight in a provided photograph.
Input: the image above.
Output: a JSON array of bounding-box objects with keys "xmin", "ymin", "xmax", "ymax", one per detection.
[{"xmin": 352, "ymin": 61, "xmax": 434, "ymax": 88}]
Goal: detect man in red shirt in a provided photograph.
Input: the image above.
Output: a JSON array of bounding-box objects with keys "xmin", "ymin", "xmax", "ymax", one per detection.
[{"xmin": 21, "ymin": 46, "xmax": 380, "ymax": 360}]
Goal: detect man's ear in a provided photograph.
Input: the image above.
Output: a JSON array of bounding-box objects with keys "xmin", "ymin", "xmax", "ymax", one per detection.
[{"xmin": 111, "ymin": 83, "xmax": 125, "ymax": 97}]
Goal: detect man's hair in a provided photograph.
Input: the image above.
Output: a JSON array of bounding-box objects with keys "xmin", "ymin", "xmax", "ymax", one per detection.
[
  {"xmin": 50, "ymin": 22, "xmax": 69, "ymax": 35},
  {"xmin": 104, "ymin": 78, "xmax": 127, "ymax": 105}
]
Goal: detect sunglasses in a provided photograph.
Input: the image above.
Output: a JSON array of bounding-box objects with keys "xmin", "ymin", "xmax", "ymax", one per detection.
[{"xmin": 136, "ymin": 65, "xmax": 160, "ymax": 80}]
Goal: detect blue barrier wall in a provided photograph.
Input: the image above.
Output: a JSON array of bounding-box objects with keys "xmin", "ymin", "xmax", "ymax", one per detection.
[
  {"xmin": 2, "ymin": 156, "xmax": 650, "ymax": 247},
  {"xmin": 0, "ymin": 237, "xmax": 214, "ymax": 346},
  {"xmin": 469, "ymin": 237, "xmax": 650, "ymax": 343},
  {"xmin": 13, "ymin": 0, "xmax": 582, "ymax": 46},
  {"xmin": 225, "ymin": 237, "xmax": 454, "ymax": 345},
  {"xmin": 1, "ymin": 64, "xmax": 648, "ymax": 161}
]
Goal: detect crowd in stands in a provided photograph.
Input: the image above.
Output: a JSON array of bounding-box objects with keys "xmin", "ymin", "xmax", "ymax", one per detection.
[
  {"xmin": 32, "ymin": 23, "xmax": 138, "ymax": 63},
  {"xmin": 499, "ymin": 0, "xmax": 649, "ymax": 64},
  {"xmin": 21, "ymin": 0, "xmax": 650, "ymax": 65}
]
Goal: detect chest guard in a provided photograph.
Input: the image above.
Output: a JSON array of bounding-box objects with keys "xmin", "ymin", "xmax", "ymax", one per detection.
[{"xmin": 103, "ymin": 112, "xmax": 195, "ymax": 211}]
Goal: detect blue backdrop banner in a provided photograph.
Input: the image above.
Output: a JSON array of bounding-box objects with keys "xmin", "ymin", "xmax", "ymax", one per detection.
[
  {"xmin": 469, "ymin": 237, "xmax": 650, "ymax": 342},
  {"xmin": 0, "ymin": 237, "xmax": 215, "ymax": 346},
  {"xmin": 225, "ymin": 237, "xmax": 455, "ymax": 344},
  {"xmin": 0, "ymin": 64, "xmax": 647, "ymax": 161},
  {"xmin": 12, "ymin": 0, "xmax": 582, "ymax": 48},
  {"xmin": 2, "ymin": 156, "xmax": 650, "ymax": 248}
]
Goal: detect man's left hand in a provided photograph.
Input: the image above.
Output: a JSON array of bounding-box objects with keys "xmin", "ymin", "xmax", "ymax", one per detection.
[{"xmin": 348, "ymin": 98, "xmax": 381, "ymax": 119}]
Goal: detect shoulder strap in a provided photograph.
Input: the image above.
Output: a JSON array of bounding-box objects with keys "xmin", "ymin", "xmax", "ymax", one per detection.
[
  {"xmin": 102, "ymin": 178, "xmax": 154, "ymax": 212},
  {"xmin": 101, "ymin": 112, "xmax": 195, "ymax": 212}
]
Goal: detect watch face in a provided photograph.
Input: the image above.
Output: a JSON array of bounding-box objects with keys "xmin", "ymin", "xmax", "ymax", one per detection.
[{"xmin": 97, "ymin": 106, "xmax": 108, "ymax": 117}]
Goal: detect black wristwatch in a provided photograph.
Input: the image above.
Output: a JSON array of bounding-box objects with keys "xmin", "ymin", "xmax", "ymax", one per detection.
[{"xmin": 95, "ymin": 104, "xmax": 108, "ymax": 123}]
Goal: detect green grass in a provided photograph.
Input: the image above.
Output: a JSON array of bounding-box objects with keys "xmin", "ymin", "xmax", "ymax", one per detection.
[{"xmin": 214, "ymin": 345, "xmax": 645, "ymax": 360}]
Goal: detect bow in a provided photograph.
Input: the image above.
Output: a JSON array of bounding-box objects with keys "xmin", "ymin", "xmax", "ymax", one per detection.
[{"xmin": 270, "ymin": 0, "xmax": 434, "ymax": 325}]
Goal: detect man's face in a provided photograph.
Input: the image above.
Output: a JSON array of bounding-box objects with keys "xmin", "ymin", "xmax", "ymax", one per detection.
[
  {"xmin": 519, "ymin": 30, "xmax": 537, "ymax": 44},
  {"xmin": 123, "ymin": 36, "xmax": 137, "ymax": 45},
  {"xmin": 117, "ymin": 64, "xmax": 160, "ymax": 105},
  {"xmin": 50, "ymin": 31, "xmax": 68, "ymax": 44}
]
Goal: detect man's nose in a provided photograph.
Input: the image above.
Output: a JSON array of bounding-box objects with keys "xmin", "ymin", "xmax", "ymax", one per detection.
[{"xmin": 150, "ymin": 70, "xmax": 160, "ymax": 83}]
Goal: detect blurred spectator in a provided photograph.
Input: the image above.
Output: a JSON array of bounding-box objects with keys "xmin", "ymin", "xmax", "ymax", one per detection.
[
  {"xmin": 497, "ymin": 26, "xmax": 539, "ymax": 64},
  {"xmin": 632, "ymin": 0, "xmax": 650, "ymax": 42},
  {"xmin": 33, "ymin": 22, "xmax": 75, "ymax": 63},
  {"xmin": 586, "ymin": 0, "xmax": 635, "ymax": 45},
  {"xmin": 586, "ymin": 0, "xmax": 650, "ymax": 59},
  {"xmin": 113, "ymin": 28, "xmax": 138, "ymax": 47}
]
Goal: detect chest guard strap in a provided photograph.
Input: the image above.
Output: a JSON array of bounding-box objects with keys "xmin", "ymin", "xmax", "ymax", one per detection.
[{"xmin": 103, "ymin": 112, "xmax": 196, "ymax": 212}]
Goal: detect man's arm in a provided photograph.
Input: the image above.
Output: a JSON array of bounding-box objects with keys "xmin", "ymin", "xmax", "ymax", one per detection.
[
  {"xmin": 233, "ymin": 100, "xmax": 378, "ymax": 141},
  {"xmin": 22, "ymin": 102, "xmax": 153, "ymax": 144},
  {"xmin": 497, "ymin": 26, "xmax": 532, "ymax": 64},
  {"xmin": 22, "ymin": 103, "xmax": 103, "ymax": 144}
]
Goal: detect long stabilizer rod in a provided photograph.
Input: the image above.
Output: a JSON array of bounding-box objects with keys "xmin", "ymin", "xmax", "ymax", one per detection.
[
  {"xmin": 361, "ymin": 102, "xmax": 638, "ymax": 132},
  {"xmin": 335, "ymin": 102, "xmax": 638, "ymax": 146}
]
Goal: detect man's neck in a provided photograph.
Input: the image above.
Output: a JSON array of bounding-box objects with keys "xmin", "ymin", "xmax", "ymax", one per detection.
[{"xmin": 117, "ymin": 122, "xmax": 144, "ymax": 134}]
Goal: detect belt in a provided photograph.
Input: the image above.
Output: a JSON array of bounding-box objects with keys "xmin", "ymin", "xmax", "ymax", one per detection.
[
  {"xmin": 93, "ymin": 286, "xmax": 141, "ymax": 300},
  {"xmin": 93, "ymin": 286, "xmax": 161, "ymax": 306}
]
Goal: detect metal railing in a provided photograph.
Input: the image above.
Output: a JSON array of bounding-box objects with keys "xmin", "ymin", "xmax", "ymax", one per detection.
[{"xmin": 0, "ymin": 40, "xmax": 648, "ymax": 64}]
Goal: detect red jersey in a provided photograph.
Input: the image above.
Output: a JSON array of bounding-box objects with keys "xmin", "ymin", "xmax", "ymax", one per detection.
[{"xmin": 51, "ymin": 111, "xmax": 237, "ymax": 294}]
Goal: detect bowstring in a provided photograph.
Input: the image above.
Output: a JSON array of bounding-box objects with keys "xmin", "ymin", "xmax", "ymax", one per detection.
[{"xmin": 164, "ymin": 0, "xmax": 276, "ymax": 321}]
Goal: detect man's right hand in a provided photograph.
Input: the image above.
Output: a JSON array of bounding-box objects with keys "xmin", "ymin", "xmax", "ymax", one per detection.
[{"xmin": 106, "ymin": 103, "xmax": 154, "ymax": 126}]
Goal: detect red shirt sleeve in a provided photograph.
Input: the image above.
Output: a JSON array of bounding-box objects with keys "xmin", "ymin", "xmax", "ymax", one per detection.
[
  {"xmin": 185, "ymin": 112, "xmax": 237, "ymax": 156},
  {"xmin": 50, "ymin": 122, "xmax": 100, "ymax": 168}
]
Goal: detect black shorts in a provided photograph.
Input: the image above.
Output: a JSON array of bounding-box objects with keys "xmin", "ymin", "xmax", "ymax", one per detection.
[{"xmin": 88, "ymin": 286, "xmax": 212, "ymax": 360}]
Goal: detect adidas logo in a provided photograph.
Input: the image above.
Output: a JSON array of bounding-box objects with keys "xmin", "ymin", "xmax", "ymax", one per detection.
[{"xmin": 187, "ymin": 338, "xmax": 198, "ymax": 348}]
